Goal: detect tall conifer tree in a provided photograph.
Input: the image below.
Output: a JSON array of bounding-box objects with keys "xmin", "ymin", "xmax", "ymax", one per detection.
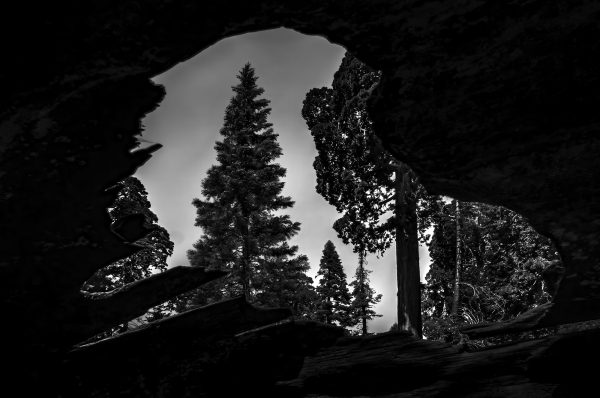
[{"xmin": 187, "ymin": 63, "xmax": 307, "ymax": 308}]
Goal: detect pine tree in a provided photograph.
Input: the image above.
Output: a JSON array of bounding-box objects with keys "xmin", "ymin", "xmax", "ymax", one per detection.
[
  {"xmin": 186, "ymin": 63, "xmax": 308, "ymax": 309},
  {"xmin": 316, "ymin": 240, "xmax": 352, "ymax": 326},
  {"xmin": 253, "ymin": 250, "xmax": 317, "ymax": 318},
  {"xmin": 349, "ymin": 250, "xmax": 382, "ymax": 335}
]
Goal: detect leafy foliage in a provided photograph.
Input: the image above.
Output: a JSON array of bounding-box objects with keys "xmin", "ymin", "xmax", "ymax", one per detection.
[
  {"xmin": 84, "ymin": 176, "xmax": 174, "ymax": 292},
  {"xmin": 302, "ymin": 54, "xmax": 395, "ymax": 255},
  {"xmin": 83, "ymin": 176, "xmax": 174, "ymax": 336},
  {"xmin": 302, "ymin": 53, "xmax": 443, "ymax": 254}
]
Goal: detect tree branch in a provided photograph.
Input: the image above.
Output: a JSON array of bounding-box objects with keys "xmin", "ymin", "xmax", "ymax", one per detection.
[{"xmin": 380, "ymin": 194, "xmax": 395, "ymax": 206}]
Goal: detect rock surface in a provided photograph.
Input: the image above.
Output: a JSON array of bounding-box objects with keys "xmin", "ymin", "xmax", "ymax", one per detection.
[
  {"xmin": 67, "ymin": 316, "xmax": 343, "ymax": 397},
  {"xmin": 64, "ymin": 326, "xmax": 600, "ymax": 397},
  {"xmin": 277, "ymin": 328, "xmax": 600, "ymax": 397}
]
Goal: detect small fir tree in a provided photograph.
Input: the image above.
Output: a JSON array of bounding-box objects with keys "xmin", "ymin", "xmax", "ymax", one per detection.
[
  {"xmin": 316, "ymin": 240, "xmax": 352, "ymax": 326},
  {"xmin": 253, "ymin": 250, "xmax": 317, "ymax": 318},
  {"xmin": 349, "ymin": 250, "xmax": 382, "ymax": 335}
]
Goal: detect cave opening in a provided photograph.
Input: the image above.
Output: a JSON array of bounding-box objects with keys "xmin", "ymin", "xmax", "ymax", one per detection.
[
  {"xmin": 81, "ymin": 28, "xmax": 563, "ymax": 346},
  {"xmin": 4, "ymin": 3, "xmax": 599, "ymax": 395}
]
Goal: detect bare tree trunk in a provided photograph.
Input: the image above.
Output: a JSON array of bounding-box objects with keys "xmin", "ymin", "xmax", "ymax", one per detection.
[
  {"xmin": 359, "ymin": 250, "xmax": 367, "ymax": 336},
  {"xmin": 406, "ymin": 178, "xmax": 422, "ymax": 337},
  {"xmin": 451, "ymin": 200, "xmax": 462, "ymax": 316},
  {"xmin": 326, "ymin": 267, "xmax": 331, "ymax": 325},
  {"xmin": 394, "ymin": 166, "xmax": 422, "ymax": 338}
]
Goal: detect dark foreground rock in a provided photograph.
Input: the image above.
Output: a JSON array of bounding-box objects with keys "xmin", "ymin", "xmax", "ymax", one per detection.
[
  {"xmin": 277, "ymin": 328, "xmax": 600, "ymax": 397},
  {"xmin": 66, "ymin": 315, "xmax": 343, "ymax": 397},
  {"xmin": 62, "ymin": 323, "xmax": 600, "ymax": 397}
]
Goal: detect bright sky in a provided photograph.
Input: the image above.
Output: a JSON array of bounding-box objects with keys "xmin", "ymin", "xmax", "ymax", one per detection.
[{"xmin": 136, "ymin": 28, "xmax": 431, "ymax": 333}]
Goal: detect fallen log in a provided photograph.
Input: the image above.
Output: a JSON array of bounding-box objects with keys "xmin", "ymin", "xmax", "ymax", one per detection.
[
  {"xmin": 65, "ymin": 307, "xmax": 338, "ymax": 397},
  {"xmin": 72, "ymin": 295, "xmax": 292, "ymax": 355},
  {"xmin": 278, "ymin": 331, "xmax": 459, "ymax": 396},
  {"xmin": 71, "ymin": 266, "xmax": 227, "ymax": 343},
  {"xmin": 460, "ymin": 303, "xmax": 553, "ymax": 339},
  {"xmin": 461, "ymin": 299, "xmax": 600, "ymax": 339},
  {"xmin": 202, "ymin": 320, "xmax": 345, "ymax": 396}
]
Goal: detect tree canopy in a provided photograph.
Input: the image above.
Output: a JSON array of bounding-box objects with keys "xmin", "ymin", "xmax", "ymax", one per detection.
[{"xmin": 302, "ymin": 53, "xmax": 442, "ymax": 337}]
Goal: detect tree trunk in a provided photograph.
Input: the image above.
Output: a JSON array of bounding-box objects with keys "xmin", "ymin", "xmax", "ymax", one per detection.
[
  {"xmin": 451, "ymin": 200, "xmax": 462, "ymax": 316},
  {"xmin": 406, "ymin": 178, "xmax": 422, "ymax": 337},
  {"xmin": 240, "ymin": 215, "xmax": 251, "ymax": 301},
  {"xmin": 394, "ymin": 166, "xmax": 422, "ymax": 338},
  {"xmin": 359, "ymin": 250, "xmax": 367, "ymax": 336},
  {"xmin": 326, "ymin": 296, "xmax": 331, "ymax": 325}
]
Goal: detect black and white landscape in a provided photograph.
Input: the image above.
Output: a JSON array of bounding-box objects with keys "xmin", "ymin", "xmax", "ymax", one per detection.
[{"xmin": 2, "ymin": 2, "xmax": 600, "ymax": 397}]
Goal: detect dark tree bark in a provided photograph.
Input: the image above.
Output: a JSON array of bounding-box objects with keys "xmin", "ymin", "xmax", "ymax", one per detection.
[
  {"xmin": 395, "ymin": 167, "xmax": 422, "ymax": 338},
  {"xmin": 359, "ymin": 250, "xmax": 367, "ymax": 335},
  {"xmin": 240, "ymin": 213, "xmax": 251, "ymax": 301},
  {"xmin": 451, "ymin": 200, "xmax": 462, "ymax": 316}
]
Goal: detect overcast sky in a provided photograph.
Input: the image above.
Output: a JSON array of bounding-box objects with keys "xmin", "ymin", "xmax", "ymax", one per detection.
[{"xmin": 136, "ymin": 28, "xmax": 431, "ymax": 333}]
